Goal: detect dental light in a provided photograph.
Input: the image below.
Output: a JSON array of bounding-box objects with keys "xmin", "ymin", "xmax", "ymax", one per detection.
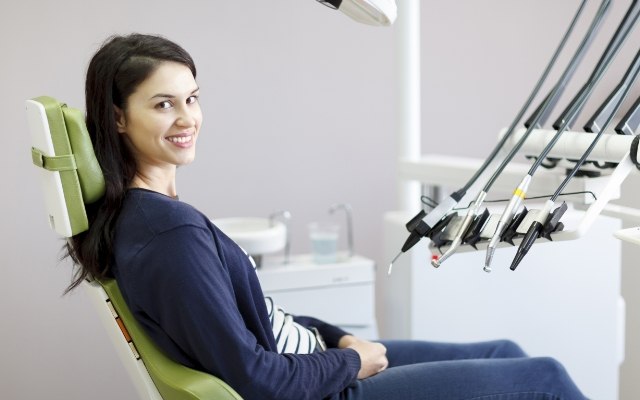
[{"xmin": 316, "ymin": 0, "xmax": 398, "ymax": 26}]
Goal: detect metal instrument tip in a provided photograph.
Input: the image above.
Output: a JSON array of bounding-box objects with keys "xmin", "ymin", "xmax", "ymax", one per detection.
[
  {"xmin": 388, "ymin": 251, "xmax": 402, "ymax": 275},
  {"xmin": 484, "ymin": 247, "xmax": 495, "ymax": 273}
]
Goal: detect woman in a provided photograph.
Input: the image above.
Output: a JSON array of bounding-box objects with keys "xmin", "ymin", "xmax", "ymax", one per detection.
[{"xmin": 66, "ymin": 33, "xmax": 587, "ymax": 400}]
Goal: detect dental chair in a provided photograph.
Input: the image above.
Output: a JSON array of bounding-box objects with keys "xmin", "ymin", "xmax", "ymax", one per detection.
[{"xmin": 26, "ymin": 96, "xmax": 243, "ymax": 400}]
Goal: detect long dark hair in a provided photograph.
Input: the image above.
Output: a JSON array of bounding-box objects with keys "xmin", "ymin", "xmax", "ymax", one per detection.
[{"xmin": 64, "ymin": 33, "xmax": 196, "ymax": 293}]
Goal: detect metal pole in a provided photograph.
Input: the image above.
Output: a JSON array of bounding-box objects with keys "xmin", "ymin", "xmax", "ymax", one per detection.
[{"xmin": 396, "ymin": 0, "xmax": 422, "ymax": 213}]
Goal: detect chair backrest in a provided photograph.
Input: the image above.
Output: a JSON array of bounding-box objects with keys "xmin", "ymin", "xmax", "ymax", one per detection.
[
  {"xmin": 83, "ymin": 280, "xmax": 165, "ymax": 400},
  {"xmin": 27, "ymin": 96, "xmax": 243, "ymax": 400},
  {"xmin": 86, "ymin": 279, "xmax": 243, "ymax": 400}
]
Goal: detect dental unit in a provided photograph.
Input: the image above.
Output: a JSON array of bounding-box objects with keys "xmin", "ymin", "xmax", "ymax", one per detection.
[
  {"xmin": 483, "ymin": 0, "xmax": 640, "ymax": 272},
  {"xmin": 510, "ymin": 45, "xmax": 640, "ymax": 271},
  {"xmin": 388, "ymin": 0, "xmax": 640, "ymax": 276},
  {"xmin": 434, "ymin": 0, "xmax": 608, "ymax": 271},
  {"xmin": 390, "ymin": 0, "xmax": 604, "ymax": 273}
]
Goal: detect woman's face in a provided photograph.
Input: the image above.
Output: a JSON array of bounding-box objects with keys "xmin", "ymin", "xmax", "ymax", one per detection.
[{"xmin": 116, "ymin": 61, "xmax": 202, "ymax": 171}]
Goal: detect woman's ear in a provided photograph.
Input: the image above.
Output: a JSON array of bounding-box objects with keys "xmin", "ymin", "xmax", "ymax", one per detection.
[{"xmin": 114, "ymin": 106, "xmax": 126, "ymax": 134}]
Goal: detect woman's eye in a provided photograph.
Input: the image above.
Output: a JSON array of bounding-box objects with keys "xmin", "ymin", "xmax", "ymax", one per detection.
[
  {"xmin": 187, "ymin": 95, "xmax": 199, "ymax": 104},
  {"xmin": 156, "ymin": 101, "xmax": 172, "ymax": 109}
]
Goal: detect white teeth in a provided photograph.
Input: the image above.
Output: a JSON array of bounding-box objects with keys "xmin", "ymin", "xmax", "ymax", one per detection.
[{"xmin": 167, "ymin": 135, "xmax": 193, "ymax": 144}]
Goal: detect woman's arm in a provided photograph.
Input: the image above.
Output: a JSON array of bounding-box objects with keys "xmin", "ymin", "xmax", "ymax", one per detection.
[
  {"xmin": 292, "ymin": 315, "xmax": 351, "ymax": 348},
  {"xmin": 291, "ymin": 312, "xmax": 389, "ymax": 379},
  {"xmin": 339, "ymin": 336, "xmax": 389, "ymax": 379},
  {"xmin": 129, "ymin": 225, "xmax": 360, "ymax": 400}
]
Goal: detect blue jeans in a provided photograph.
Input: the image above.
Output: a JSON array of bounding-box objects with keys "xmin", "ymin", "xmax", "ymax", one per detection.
[{"xmin": 339, "ymin": 340, "xmax": 586, "ymax": 400}]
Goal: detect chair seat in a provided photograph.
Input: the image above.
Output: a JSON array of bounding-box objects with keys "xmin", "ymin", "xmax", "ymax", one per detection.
[{"xmin": 99, "ymin": 279, "xmax": 243, "ymax": 400}]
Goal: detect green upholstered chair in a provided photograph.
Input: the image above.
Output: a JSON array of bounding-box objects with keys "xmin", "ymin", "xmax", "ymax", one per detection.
[{"xmin": 27, "ymin": 96, "xmax": 243, "ymax": 400}]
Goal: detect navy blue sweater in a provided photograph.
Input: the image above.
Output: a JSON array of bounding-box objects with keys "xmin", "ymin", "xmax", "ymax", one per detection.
[{"xmin": 112, "ymin": 189, "xmax": 360, "ymax": 399}]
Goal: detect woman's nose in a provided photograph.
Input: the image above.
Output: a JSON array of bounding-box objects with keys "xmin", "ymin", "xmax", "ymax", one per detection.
[{"xmin": 175, "ymin": 105, "xmax": 198, "ymax": 127}]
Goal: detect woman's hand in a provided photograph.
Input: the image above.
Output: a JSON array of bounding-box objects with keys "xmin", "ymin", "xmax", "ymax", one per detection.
[{"xmin": 339, "ymin": 335, "xmax": 388, "ymax": 379}]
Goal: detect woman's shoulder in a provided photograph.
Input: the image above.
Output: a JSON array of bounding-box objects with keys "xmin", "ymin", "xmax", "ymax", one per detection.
[{"xmin": 122, "ymin": 188, "xmax": 210, "ymax": 233}]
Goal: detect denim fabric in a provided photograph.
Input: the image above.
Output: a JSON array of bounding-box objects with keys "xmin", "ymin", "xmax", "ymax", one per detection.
[{"xmin": 339, "ymin": 340, "xmax": 586, "ymax": 400}]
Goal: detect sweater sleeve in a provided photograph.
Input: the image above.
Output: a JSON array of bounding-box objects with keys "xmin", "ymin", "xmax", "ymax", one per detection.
[{"xmin": 130, "ymin": 225, "xmax": 360, "ymax": 400}]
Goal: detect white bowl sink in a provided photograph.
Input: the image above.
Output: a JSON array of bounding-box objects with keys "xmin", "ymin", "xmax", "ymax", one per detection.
[{"xmin": 213, "ymin": 217, "xmax": 286, "ymax": 255}]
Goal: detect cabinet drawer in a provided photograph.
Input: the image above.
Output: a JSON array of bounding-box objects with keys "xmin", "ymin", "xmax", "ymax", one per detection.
[{"xmin": 263, "ymin": 283, "xmax": 375, "ymax": 327}]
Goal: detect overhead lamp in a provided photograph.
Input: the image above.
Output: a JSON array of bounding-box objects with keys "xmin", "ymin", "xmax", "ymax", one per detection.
[{"xmin": 316, "ymin": 0, "xmax": 398, "ymax": 26}]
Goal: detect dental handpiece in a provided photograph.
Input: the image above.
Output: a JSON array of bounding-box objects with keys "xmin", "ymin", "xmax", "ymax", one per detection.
[
  {"xmin": 484, "ymin": 175, "xmax": 531, "ymax": 272},
  {"xmin": 487, "ymin": 0, "xmax": 632, "ymax": 272},
  {"xmin": 510, "ymin": 200, "xmax": 555, "ymax": 271},
  {"xmin": 391, "ymin": 0, "xmax": 592, "ymax": 270},
  {"xmin": 511, "ymin": 59, "xmax": 640, "ymax": 273},
  {"xmin": 432, "ymin": 191, "xmax": 487, "ymax": 268},
  {"xmin": 393, "ymin": 192, "xmax": 463, "ymax": 267},
  {"xmin": 479, "ymin": 1, "xmax": 610, "ymax": 272}
]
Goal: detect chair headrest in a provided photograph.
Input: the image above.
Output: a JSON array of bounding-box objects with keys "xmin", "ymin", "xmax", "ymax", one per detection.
[{"xmin": 27, "ymin": 96, "xmax": 105, "ymax": 237}]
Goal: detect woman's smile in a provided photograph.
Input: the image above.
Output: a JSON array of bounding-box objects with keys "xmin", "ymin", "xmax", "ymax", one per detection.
[{"xmin": 166, "ymin": 133, "xmax": 195, "ymax": 147}]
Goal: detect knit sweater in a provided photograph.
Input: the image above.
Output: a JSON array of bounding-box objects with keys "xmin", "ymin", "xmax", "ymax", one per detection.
[{"xmin": 112, "ymin": 189, "xmax": 361, "ymax": 400}]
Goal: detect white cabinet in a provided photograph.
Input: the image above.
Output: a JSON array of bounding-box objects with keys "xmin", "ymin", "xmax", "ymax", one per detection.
[
  {"xmin": 257, "ymin": 255, "xmax": 378, "ymax": 339},
  {"xmin": 380, "ymin": 211, "xmax": 624, "ymax": 400}
]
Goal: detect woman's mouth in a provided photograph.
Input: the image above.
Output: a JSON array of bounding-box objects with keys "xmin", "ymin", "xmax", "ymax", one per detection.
[{"xmin": 166, "ymin": 134, "xmax": 194, "ymax": 147}]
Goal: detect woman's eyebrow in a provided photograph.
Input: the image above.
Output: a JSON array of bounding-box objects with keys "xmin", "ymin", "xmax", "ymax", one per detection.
[{"xmin": 149, "ymin": 87, "xmax": 200, "ymax": 100}]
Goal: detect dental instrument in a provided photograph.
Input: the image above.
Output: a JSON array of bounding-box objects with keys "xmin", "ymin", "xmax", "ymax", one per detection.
[
  {"xmin": 390, "ymin": 0, "xmax": 594, "ymax": 274},
  {"xmin": 315, "ymin": 0, "xmax": 397, "ymax": 26},
  {"xmin": 433, "ymin": 0, "xmax": 609, "ymax": 270},
  {"xmin": 485, "ymin": 0, "xmax": 640, "ymax": 272},
  {"xmin": 510, "ymin": 46, "xmax": 640, "ymax": 271}
]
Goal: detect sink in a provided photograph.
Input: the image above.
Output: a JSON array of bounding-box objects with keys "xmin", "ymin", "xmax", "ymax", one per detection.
[{"xmin": 213, "ymin": 217, "xmax": 286, "ymax": 256}]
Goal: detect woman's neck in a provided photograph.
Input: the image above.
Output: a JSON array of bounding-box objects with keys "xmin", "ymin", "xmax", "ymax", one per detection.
[{"xmin": 130, "ymin": 171, "xmax": 178, "ymax": 198}]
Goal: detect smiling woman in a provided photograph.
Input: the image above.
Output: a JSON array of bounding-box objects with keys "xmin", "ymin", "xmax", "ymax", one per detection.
[
  {"xmin": 114, "ymin": 61, "xmax": 202, "ymax": 196},
  {"xmin": 62, "ymin": 33, "xmax": 589, "ymax": 400},
  {"xmin": 67, "ymin": 34, "xmax": 200, "ymax": 293}
]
